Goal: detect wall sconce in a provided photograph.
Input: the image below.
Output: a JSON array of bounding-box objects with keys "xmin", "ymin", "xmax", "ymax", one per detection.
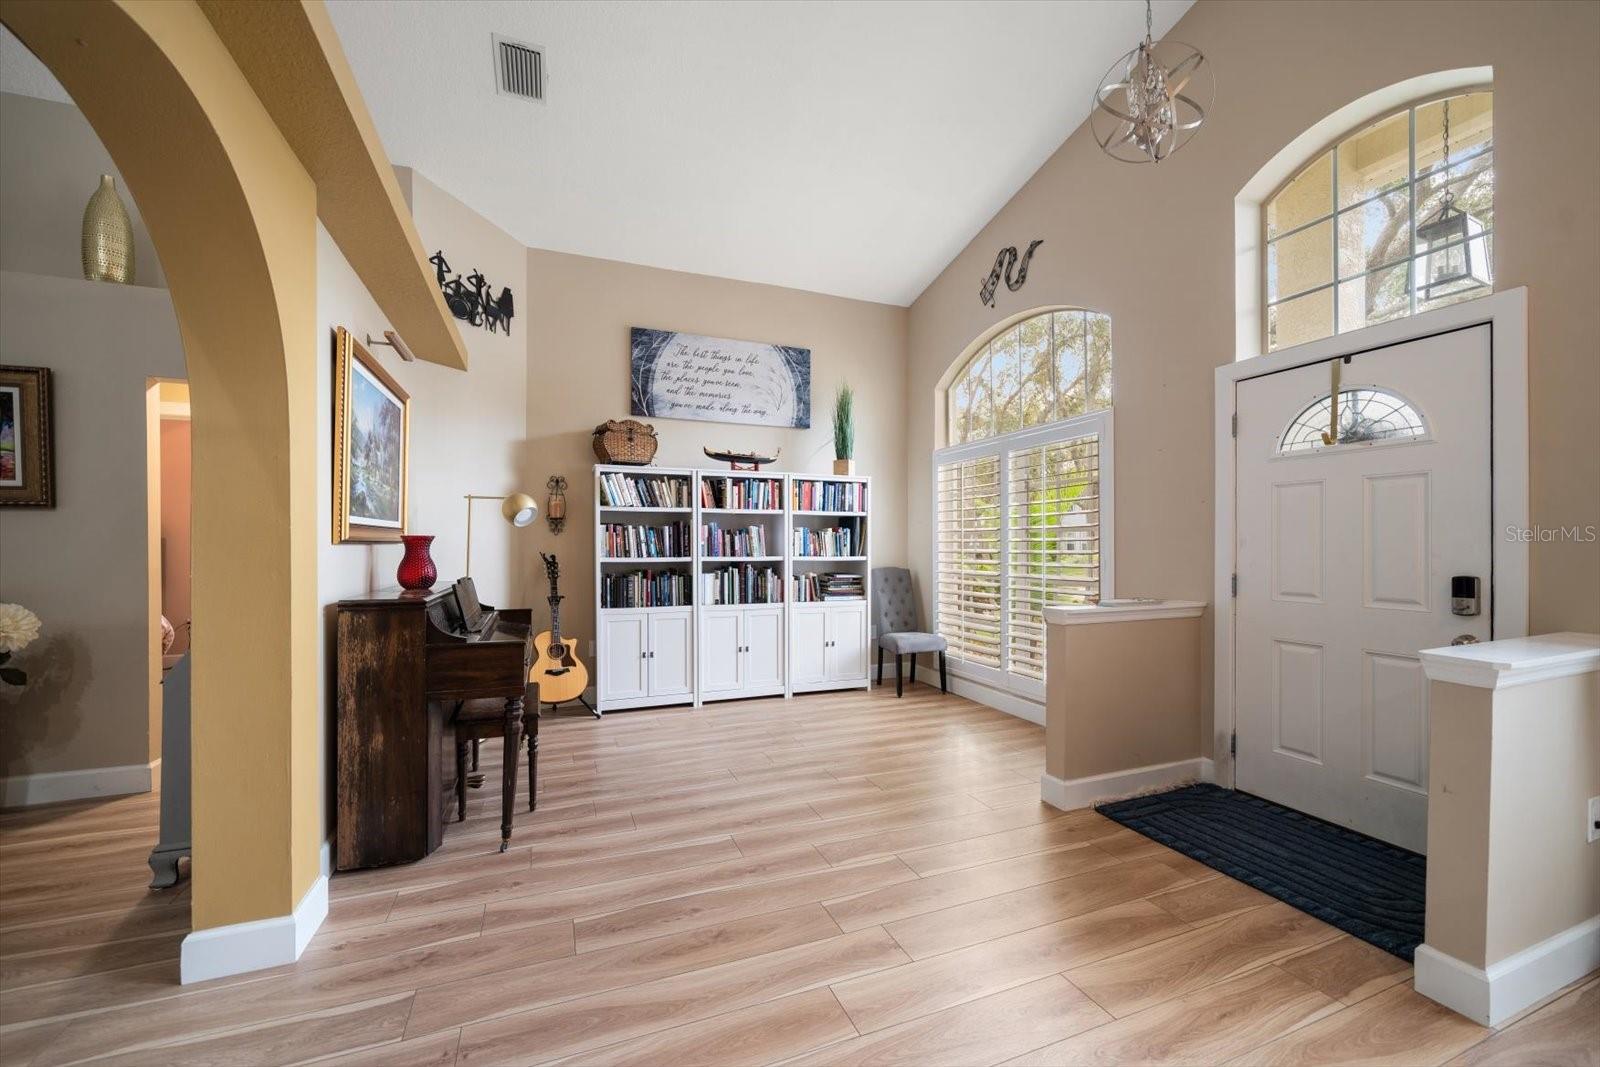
[
  {"xmin": 464, "ymin": 491, "xmax": 537, "ymax": 576},
  {"xmin": 545, "ymin": 475, "xmax": 568, "ymax": 534}
]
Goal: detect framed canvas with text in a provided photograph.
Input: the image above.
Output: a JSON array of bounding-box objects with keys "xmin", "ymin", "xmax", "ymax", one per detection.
[
  {"xmin": 0, "ymin": 365, "xmax": 55, "ymax": 508},
  {"xmin": 334, "ymin": 327, "xmax": 410, "ymax": 543},
  {"xmin": 630, "ymin": 327, "xmax": 810, "ymax": 429}
]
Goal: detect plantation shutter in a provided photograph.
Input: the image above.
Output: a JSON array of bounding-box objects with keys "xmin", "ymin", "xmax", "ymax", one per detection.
[
  {"xmin": 1004, "ymin": 432, "xmax": 1103, "ymax": 681},
  {"xmin": 935, "ymin": 455, "xmax": 1002, "ymax": 668}
]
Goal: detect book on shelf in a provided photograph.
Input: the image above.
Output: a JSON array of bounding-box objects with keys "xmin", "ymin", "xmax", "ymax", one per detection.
[
  {"xmin": 603, "ymin": 521, "xmax": 690, "ymax": 559},
  {"xmin": 598, "ymin": 472, "xmax": 691, "ymax": 508},
  {"xmin": 793, "ymin": 480, "xmax": 866, "ymax": 512},
  {"xmin": 700, "ymin": 522, "xmax": 769, "ymax": 558},
  {"xmin": 793, "ymin": 571, "xmax": 865, "ymax": 602},
  {"xmin": 700, "ymin": 476, "xmax": 781, "ymax": 510},
  {"xmin": 701, "ymin": 563, "xmax": 783, "ymax": 605},
  {"xmin": 600, "ymin": 569, "xmax": 691, "ymax": 609},
  {"xmin": 791, "ymin": 525, "xmax": 857, "ymax": 557}
]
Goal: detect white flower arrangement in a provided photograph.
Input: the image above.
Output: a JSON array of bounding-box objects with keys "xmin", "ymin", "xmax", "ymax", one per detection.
[{"xmin": 0, "ymin": 603, "xmax": 42, "ymax": 688}]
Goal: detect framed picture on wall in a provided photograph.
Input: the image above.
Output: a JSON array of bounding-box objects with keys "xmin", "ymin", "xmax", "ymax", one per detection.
[
  {"xmin": 0, "ymin": 365, "xmax": 55, "ymax": 508},
  {"xmin": 333, "ymin": 327, "xmax": 410, "ymax": 543},
  {"xmin": 630, "ymin": 327, "xmax": 811, "ymax": 429}
]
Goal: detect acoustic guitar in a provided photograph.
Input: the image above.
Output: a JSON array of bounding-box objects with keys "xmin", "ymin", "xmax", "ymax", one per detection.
[{"xmin": 531, "ymin": 553, "xmax": 590, "ymax": 706}]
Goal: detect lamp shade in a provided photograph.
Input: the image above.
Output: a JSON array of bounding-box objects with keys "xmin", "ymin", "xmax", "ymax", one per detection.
[{"xmin": 501, "ymin": 492, "xmax": 538, "ymax": 527}]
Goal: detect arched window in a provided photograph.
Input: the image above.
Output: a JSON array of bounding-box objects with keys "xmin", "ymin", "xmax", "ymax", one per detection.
[
  {"xmin": 947, "ymin": 309, "xmax": 1112, "ymax": 444},
  {"xmin": 935, "ymin": 308, "xmax": 1114, "ymax": 700},
  {"xmin": 1278, "ymin": 387, "xmax": 1428, "ymax": 455},
  {"xmin": 1265, "ymin": 90, "xmax": 1493, "ymax": 352}
]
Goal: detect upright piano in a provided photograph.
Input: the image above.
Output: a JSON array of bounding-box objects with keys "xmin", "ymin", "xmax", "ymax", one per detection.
[{"xmin": 335, "ymin": 580, "xmax": 533, "ymax": 871}]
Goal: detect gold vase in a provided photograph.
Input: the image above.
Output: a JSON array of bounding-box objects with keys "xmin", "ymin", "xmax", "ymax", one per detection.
[{"xmin": 82, "ymin": 174, "xmax": 135, "ymax": 284}]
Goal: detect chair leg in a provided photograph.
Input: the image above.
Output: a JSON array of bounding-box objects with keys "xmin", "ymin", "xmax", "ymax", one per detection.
[
  {"xmin": 455, "ymin": 739, "xmax": 468, "ymax": 822},
  {"xmin": 877, "ymin": 645, "xmax": 884, "ymax": 685},
  {"xmin": 939, "ymin": 651, "xmax": 948, "ymax": 693},
  {"xmin": 895, "ymin": 654, "xmax": 903, "ymax": 698},
  {"xmin": 500, "ymin": 696, "xmax": 522, "ymax": 852},
  {"xmin": 471, "ymin": 738, "xmax": 480, "ymax": 772},
  {"xmin": 908, "ymin": 654, "xmax": 916, "ymax": 687}
]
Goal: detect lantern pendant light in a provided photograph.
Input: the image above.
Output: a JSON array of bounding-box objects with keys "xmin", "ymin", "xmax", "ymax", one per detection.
[
  {"xmin": 1090, "ymin": 0, "xmax": 1213, "ymax": 164},
  {"xmin": 1416, "ymin": 98, "xmax": 1492, "ymax": 302}
]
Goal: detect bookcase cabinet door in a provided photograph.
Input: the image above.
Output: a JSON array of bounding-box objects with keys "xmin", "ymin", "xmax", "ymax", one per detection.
[
  {"xmin": 601, "ymin": 613, "xmax": 648, "ymax": 702},
  {"xmin": 790, "ymin": 606, "xmax": 829, "ymax": 687},
  {"xmin": 827, "ymin": 602, "xmax": 869, "ymax": 682},
  {"xmin": 648, "ymin": 610, "xmax": 694, "ymax": 696},
  {"xmin": 744, "ymin": 607, "xmax": 785, "ymax": 690},
  {"xmin": 700, "ymin": 608, "xmax": 744, "ymax": 695}
]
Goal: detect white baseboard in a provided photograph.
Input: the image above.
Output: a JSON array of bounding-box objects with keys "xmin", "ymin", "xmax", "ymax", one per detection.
[
  {"xmin": 0, "ymin": 759, "xmax": 159, "ymax": 808},
  {"xmin": 944, "ymin": 673, "xmax": 1044, "ymax": 726},
  {"xmin": 1415, "ymin": 914, "xmax": 1600, "ymax": 1026},
  {"xmin": 1040, "ymin": 757, "xmax": 1211, "ymax": 812},
  {"xmin": 179, "ymin": 840, "xmax": 331, "ymax": 984}
]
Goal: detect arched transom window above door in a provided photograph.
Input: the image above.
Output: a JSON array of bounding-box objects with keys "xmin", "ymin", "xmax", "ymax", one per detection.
[
  {"xmin": 1265, "ymin": 91, "xmax": 1493, "ymax": 352},
  {"xmin": 947, "ymin": 308, "xmax": 1112, "ymax": 445}
]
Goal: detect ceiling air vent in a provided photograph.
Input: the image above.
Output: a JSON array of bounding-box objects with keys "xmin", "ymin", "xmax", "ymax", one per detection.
[{"xmin": 494, "ymin": 35, "xmax": 545, "ymax": 102}]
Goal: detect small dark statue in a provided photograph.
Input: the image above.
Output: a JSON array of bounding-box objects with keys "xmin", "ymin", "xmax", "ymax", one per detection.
[
  {"xmin": 979, "ymin": 239, "xmax": 1043, "ymax": 308},
  {"xmin": 430, "ymin": 251, "xmax": 516, "ymax": 336}
]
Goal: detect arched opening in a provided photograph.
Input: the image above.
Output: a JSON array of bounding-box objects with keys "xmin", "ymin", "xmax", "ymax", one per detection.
[{"xmin": 3, "ymin": 1, "xmax": 324, "ymax": 950}]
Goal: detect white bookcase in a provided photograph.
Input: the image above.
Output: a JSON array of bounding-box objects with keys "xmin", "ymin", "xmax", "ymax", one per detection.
[{"xmin": 594, "ymin": 464, "xmax": 871, "ymax": 713}]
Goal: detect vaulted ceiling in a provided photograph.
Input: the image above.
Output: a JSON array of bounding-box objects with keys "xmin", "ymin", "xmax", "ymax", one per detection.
[
  {"xmin": 4, "ymin": 2, "xmax": 1194, "ymax": 307},
  {"xmin": 325, "ymin": 0, "xmax": 1191, "ymax": 306}
]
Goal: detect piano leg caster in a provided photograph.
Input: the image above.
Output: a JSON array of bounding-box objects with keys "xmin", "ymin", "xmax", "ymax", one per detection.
[{"xmin": 499, "ymin": 839, "xmax": 509, "ymax": 853}]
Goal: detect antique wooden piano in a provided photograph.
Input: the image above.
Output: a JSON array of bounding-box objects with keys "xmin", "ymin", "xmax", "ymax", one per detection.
[{"xmin": 335, "ymin": 579, "xmax": 534, "ymax": 871}]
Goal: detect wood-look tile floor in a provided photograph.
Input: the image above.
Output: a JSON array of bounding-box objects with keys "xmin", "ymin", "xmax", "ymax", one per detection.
[{"xmin": 1, "ymin": 683, "xmax": 1595, "ymax": 1066}]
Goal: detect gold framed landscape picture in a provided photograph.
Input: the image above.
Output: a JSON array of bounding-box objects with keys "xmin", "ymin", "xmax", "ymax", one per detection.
[
  {"xmin": 0, "ymin": 365, "xmax": 54, "ymax": 508},
  {"xmin": 333, "ymin": 327, "xmax": 409, "ymax": 543}
]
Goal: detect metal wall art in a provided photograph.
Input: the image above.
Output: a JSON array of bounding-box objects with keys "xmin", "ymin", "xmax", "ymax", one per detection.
[
  {"xmin": 979, "ymin": 239, "xmax": 1043, "ymax": 307},
  {"xmin": 428, "ymin": 251, "xmax": 516, "ymax": 336}
]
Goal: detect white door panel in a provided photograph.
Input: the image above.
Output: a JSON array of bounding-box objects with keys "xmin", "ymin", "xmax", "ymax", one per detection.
[
  {"xmin": 790, "ymin": 607, "xmax": 828, "ymax": 687},
  {"xmin": 601, "ymin": 613, "xmax": 648, "ymax": 703},
  {"xmin": 744, "ymin": 608, "xmax": 785, "ymax": 690},
  {"xmin": 700, "ymin": 609, "xmax": 743, "ymax": 694},
  {"xmin": 827, "ymin": 602, "xmax": 869, "ymax": 682},
  {"xmin": 1235, "ymin": 324, "xmax": 1493, "ymax": 853},
  {"xmin": 649, "ymin": 611, "xmax": 694, "ymax": 697}
]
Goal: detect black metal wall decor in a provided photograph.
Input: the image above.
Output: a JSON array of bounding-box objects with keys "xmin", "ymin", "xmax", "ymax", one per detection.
[
  {"xmin": 978, "ymin": 239, "xmax": 1043, "ymax": 307},
  {"xmin": 429, "ymin": 251, "xmax": 516, "ymax": 336}
]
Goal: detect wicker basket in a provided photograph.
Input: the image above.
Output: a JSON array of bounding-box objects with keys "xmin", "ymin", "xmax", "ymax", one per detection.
[{"xmin": 592, "ymin": 419, "xmax": 659, "ymax": 465}]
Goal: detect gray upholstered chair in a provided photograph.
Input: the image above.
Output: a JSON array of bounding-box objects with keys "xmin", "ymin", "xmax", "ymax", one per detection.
[{"xmin": 871, "ymin": 567, "xmax": 948, "ymax": 697}]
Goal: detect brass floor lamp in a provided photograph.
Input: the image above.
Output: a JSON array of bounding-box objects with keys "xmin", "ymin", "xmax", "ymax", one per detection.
[{"xmin": 461, "ymin": 492, "xmax": 537, "ymax": 786}]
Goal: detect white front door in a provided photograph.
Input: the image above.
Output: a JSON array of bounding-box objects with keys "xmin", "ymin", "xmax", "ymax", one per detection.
[{"xmin": 1234, "ymin": 324, "xmax": 1493, "ymax": 853}]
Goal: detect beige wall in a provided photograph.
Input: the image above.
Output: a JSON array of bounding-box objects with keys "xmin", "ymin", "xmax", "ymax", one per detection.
[
  {"xmin": 906, "ymin": 0, "xmax": 1600, "ymax": 755},
  {"xmin": 524, "ymin": 249, "xmax": 909, "ymax": 671},
  {"xmin": 0, "ymin": 271, "xmax": 184, "ymax": 780},
  {"xmin": 0, "ymin": 92, "xmax": 167, "ymax": 289},
  {"xmin": 316, "ymin": 171, "xmax": 527, "ymax": 839},
  {"xmin": 1425, "ymin": 672, "xmax": 1600, "ymax": 970},
  {"xmin": 1045, "ymin": 617, "xmax": 1203, "ymax": 782},
  {"xmin": 159, "ymin": 415, "xmax": 193, "ymax": 658}
]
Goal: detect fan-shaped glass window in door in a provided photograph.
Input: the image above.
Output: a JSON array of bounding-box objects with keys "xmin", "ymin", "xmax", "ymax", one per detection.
[{"xmin": 1279, "ymin": 387, "xmax": 1427, "ymax": 454}]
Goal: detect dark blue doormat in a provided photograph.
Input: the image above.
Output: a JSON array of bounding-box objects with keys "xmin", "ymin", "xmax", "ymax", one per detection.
[{"xmin": 1096, "ymin": 783, "xmax": 1425, "ymax": 960}]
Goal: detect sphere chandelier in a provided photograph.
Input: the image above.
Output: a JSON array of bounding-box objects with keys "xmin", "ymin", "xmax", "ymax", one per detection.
[{"xmin": 1090, "ymin": 0, "xmax": 1213, "ymax": 164}]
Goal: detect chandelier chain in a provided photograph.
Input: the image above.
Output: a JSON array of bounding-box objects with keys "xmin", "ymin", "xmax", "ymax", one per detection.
[{"xmin": 1145, "ymin": 0, "xmax": 1153, "ymax": 42}]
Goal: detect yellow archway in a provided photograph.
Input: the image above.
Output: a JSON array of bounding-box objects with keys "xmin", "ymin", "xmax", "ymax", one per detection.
[{"xmin": 2, "ymin": 0, "xmax": 322, "ymax": 940}]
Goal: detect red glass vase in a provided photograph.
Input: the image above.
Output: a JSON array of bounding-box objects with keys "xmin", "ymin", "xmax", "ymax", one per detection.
[{"xmin": 397, "ymin": 534, "xmax": 437, "ymax": 590}]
